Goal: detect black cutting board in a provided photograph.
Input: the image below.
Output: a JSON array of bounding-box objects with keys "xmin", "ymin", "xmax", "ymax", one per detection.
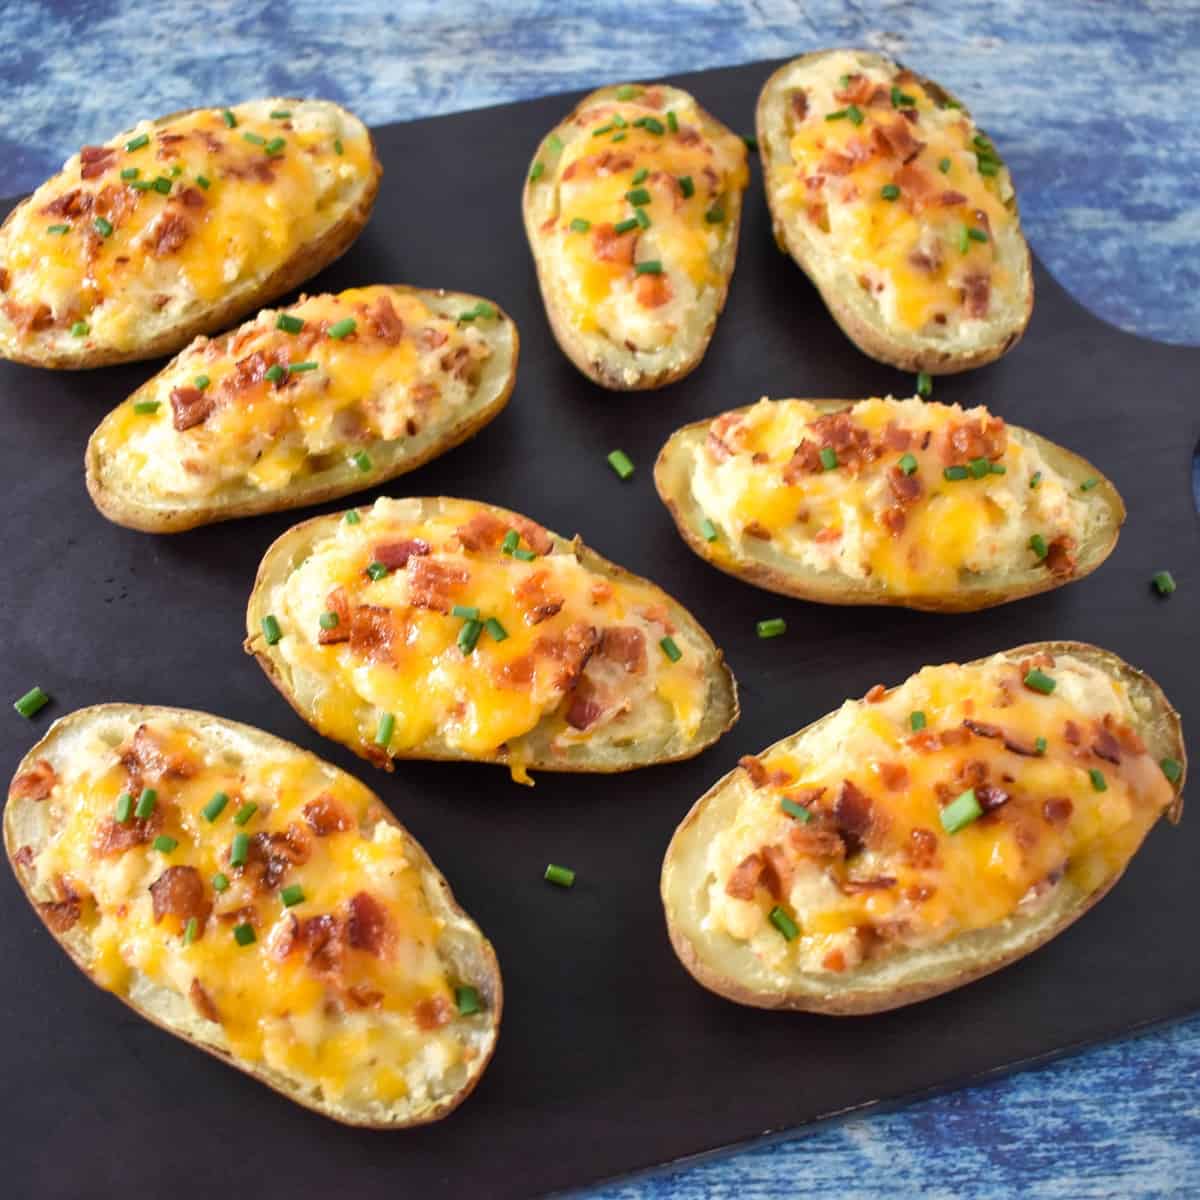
[{"xmin": 0, "ymin": 59, "xmax": 1196, "ymax": 1200}]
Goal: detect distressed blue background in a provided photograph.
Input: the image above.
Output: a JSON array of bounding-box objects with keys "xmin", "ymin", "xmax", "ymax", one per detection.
[{"xmin": 1, "ymin": 1, "xmax": 1197, "ymax": 1195}]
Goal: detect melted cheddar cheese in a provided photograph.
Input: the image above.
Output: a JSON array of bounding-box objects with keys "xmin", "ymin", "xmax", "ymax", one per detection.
[
  {"xmin": 706, "ymin": 652, "xmax": 1179, "ymax": 977},
  {"xmin": 773, "ymin": 51, "xmax": 1015, "ymax": 332},
  {"xmin": 261, "ymin": 498, "xmax": 712, "ymax": 777},
  {"xmin": 527, "ymin": 84, "xmax": 747, "ymax": 352},
  {"xmin": 689, "ymin": 397, "xmax": 1099, "ymax": 598},
  {"xmin": 91, "ymin": 287, "xmax": 498, "ymax": 500},
  {"xmin": 0, "ymin": 99, "xmax": 375, "ymax": 357},
  {"xmin": 14, "ymin": 716, "xmax": 491, "ymax": 1112}
]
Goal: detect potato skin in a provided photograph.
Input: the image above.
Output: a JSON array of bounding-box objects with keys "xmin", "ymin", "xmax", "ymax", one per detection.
[
  {"xmin": 661, "ymin": 642, "xmax": 1185, "ymax": 1015},
  {"xmin": 4, "ymin": 703, "xmax": 502, "ymax": 1127},
  {"xmin": 523, "ymin": 84, "xmax": 747, "ymax": 391},
  {"xmin": 84, "ymin": 287, "xmax": 519, "ymax": 533},
  {"xmin": 245, "ymin": 498, "xmax": 739, "ymax": 774},
  {"xmin": 0, "ymin": 100, "xmax": 381, "ymax": 370},
  {"xmin": 654, "ymin": 398, "xmax": 1125, "ymax": 612},
  {"xmin": 756, "ymin": 51, "xmax": 1033, "ymax": 374}
]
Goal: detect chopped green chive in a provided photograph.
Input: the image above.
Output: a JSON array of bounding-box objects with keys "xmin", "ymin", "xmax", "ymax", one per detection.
[
  {"xmin": 592, "ymin": 122, "xmax": 616, "ymax": 137},
  {"xmin": 280, "ymin": 884, "xmax": 305, "ymax": 908},
  {"xmin": 826, "ymin": 109, "xmax": 849, "ymax": 121},
  {"xmin": 230, "ymin": 831, "xmax": 249, "ymax": 868},
  {"xmin": 485, "ymin": 617, "xmax": 508, "ymax": 642},
  {"xmin": 168, "ymin": 164, "xmax": 183, "ymax": 178},
  {"xmin": 1035, "ymin": 736, "xmax": 1047, "ymax": 755},
  {"xmin": 608, "ymin": 449, "xmax": 635, "ymax": 479},
  {"xmin": 70, "ymin": 321, "xmax": 89, "ymax": 337},
  {"xmin": 129, "ymin": 179, "xmax": 154, "ymax": 191},
  {"xmin": 989, "ymin": 462, "xmax": 1007, "ymax": 475},
  {"xmin": 941, "ymin": 99, "xmax": 962, "ymax": 110},
  {"xmin": 366, "ymin": 561, "xmax": 389, "ymax": 581},
  {"xmin": 1029, "ymin": 533, "xmax": 1048, "ymax": 560},
  {"xmin": 631, "ymin": 167, "xmax": 649, "ymax": 185},
  {"xmin": 916, "ymin": 371, "xmax": 932, "ymax": 397},
  {"xmin": 124, "ymin": 133, "xmax": 150, "ymax": 152},
  {"xmin": 957, "ymin": 225, "xmax": 971, "ymax": 254},
  {"xmin": 967, "ymin": 227, "xmax": 989, "ymax": 243},
  {"xmin": 344, "ymin": 509, "xmax": 361, "ymax": 525},
  {"xmin": 1089, "ymin": 767, "xmax": 1108, "ymax": 792},
  {"xmin": 1030, "ymin": 471, "xmax": 1043, "ymax": 489},
  {"xmin": 944, "ymin": 465, "xmax": 969, "ymax": 481},
  {"xmin": 819, "ymin": 447, "xmax": 838, "ymax": 471},
  {"xmin": 93, "ymin": 216, "xmax": 113, "ymax": 238},
  {"xmin": 202, "ymin": 792, "xmax": 229, "ymax": 822},
  {"xmin": 455, "ymin": 985, "xmax": 481, "ymax": 1015},
  {"xmin": 667, "ymin": 110, "xmax": 679, "ymax": 133},
  {"xmin": 135, "ymin": 788, "xmax": 157, "ymax": 820},
  {"xmin": 616, "ymin": 84, "xmax": 640, "ymax": 100},
  {"xmin": 635, "ymin": 260, "xmax": 662, "ymax": 275},
  {"xmin": 115, "ymin": 792, "xmax": 134, "ymax": 823},
  {"xmin": 898, "ymin": 452, "xmax": 918, "ymax": 475},
  {"xmin": 222, "ymin": 109, "xmax": 237, "ymax": 128},
  {"xmin": 891, "ymin": 86, "xmax": 915, "ymax": 107},
  {"xmin": 242, "ymin": 131, "xmax": 266, "ymax": 146},
  {"xmin": 233, "ymin": 802, "xmax": 257, "ymax": 826},
  {"xmin": 634, "ymin": 207, "xmax": 651, "ymax": 230},
  {"xmin": 452, "ymin": 604, "xmax": 480, "ymax": 620},
  {"xmin": 978, "ymin": 159, "xmax": 999, "ymax": 177},
  {"xmin": 634, "ymin": 116, "xmax": 665, "ymax": 135},
  {"xmin": 769, "ymin": 906, "xmax": 798, "ymax": 940},
  {"xmin": 1023, "ymin": 668, "xmax": 1056, "ymax": 695},
  {"xmin": 183, "ymin": 917, "xmax": 199, "ymax": 945},
  {"xmin": 941, "ymin": 788, "xmax": 983, "ymax": 833},
  {"xmin": 152, "ymin": 176, "xmax": 172, "ymax": 194},
  {"xmin": 458, "ymin": 619, "xmax": 483, "ymax": 654},
  {"xmin": 328, "ymin": 317, "xmax": 356, "ymax": 339},
  {"xmin": 153, "ymin": 835, "xmax": 178, "ymax": 854},
  {"xmin": 513, "ymin": 548, "xmax": 537, "ymax": 562},
  {"xmin": 352, "ymin": 450, "xmax": 372, "ymax": 473},
  {"xmin": 938, "ymin": 157, "xmax": 951, "ymax": 173},
  {"xmin": 264, "ymin": 363, "xmax": 285, "ymax": 384},
  {"xmin": 196, "ymin": 174, "xmax": 210, "ymax": 189},
  {"xmin": 1160, "ymin": 757, "xmax": 1183, "ymax": 784},
  {"xmin": 194, "ymin": 374, "xmax": 210, "ymax": 390},
  {"xmin": 969, "ymin": 456, "xmax": 991, "ymax": 479},
  {"xmin": 120, "ymin": 167, "xmax": 139, "ymax": 180},
  {"xmin": 334, "ymin": 138, "xmax": 344, "ymax": 155},
  {"xmin": 270, "ymin": 109, "xmax": 292, "ymax": 119},
  {"xmin": 1080, "ymin": 477, "xmax": 1099, "ymax": 491},
  {"xmin": 529, "ymin": 161, "xmax": 545, "ymax": 182},
  {"xmin": 1152, "ymin": 571, "xmax": 1177, "ymax": 596},
  {"xmin": 569, "ymin": 217, "xmax": 591, "ymax": 233},
  {"xmin": 910, "ymin": 710, "xmax": 927, "ymax": 732},
  {"xmin": 276, "ymin": 313, "xmax": 304, "ymax": 334},
  {"xmin": 881, "ymin": 183, "xmax": 900, "ymax": 201},
  {"xmin": 46, "ymin": 223, "xmax": 71, "ymax": 234},
  {"xmin": 660, "ymin": 636, "xmax": 682, "ymax": 663},
  {"xmin": 261, "ymin": 614, "xmax": 282, "ymax": 645},
  {"xmin": 781, "ymin": 797, "xmax": 813, "ymax": 823},
  {"xmin": 544, "ymin": 863, "xmax": 575, "ymax": 888},
  {"xmin": 458, "ymin": 301, "xmax": 496, "ymax": 322},
  {"xmin": 614, "ymin": 217, "xmax": 639, "ymax": 234},
  {"xmin": 212, "ymin": 872, "xmax": 229, "ymax": 892},
  {"xmin": 611, "ymin": 132, "xmax": 627, "ymax": 142},
  {"xmin": 846, "ymin": 105, "xmax": 864, "ymax": 125},
  {"xmin": 233, "ymin": 922, "xmax": 256, "ymax": 946},
  {"xmin": 318, "ymin": 610, "xmax": 339, "ymax": 630},
  {"xmin": 626, "ymin": 186, "xmax": 651, "ymax": 207},
  {"xmin": 756, "ymin": 618, "xmax": 787, "ymax": 639},
  {"xmin": 501, "ymin": 530, "xmax": 520, "ymax": 556},
  {"xmin": 547, "ymin": 133, "xmax": 563, "ymax": 154},
  {"xmin": 705, "ymin": 206, "xmax": 724, "ymax": 223},
  {"xmin": 743, "ymin": 133, "xmax": 758, "ymax": 150},
  {"xmin": 133, "ymin": 397, "xmax": 162, "ymax": 413},
  {"xmin": 288, "ymin": 361, "xmax": 318, "ymax": 374},
  {"xmin": 678, "ymin": 174, "xmax": 694, "ymax": 198},
  {"xmin": 700, "ymin": 517, "xmax": 719, "ymax": 542}
]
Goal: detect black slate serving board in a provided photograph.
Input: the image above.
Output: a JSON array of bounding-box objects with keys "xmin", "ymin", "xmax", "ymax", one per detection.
[{"xmin": 0, "ymin": 59, "xmax": 1196, "ymax": 1199}]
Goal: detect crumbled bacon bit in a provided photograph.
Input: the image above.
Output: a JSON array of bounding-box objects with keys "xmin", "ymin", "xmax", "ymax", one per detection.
[
  {"xmin": 242, "ymin": 825, "xmax": 311, "ymax": 891},
  {"xmin": 789, "ymin": 824, "xmax": 846, "ymax": 860},
  {"xmin": 790, "ymin": 90, "xmax": 809, "ymax": 121},
  {"xmin": 348, "ymin": 984, "xmax": 384, "ymax": 1009},
  {"xmin": 1092, "ymin": 727, "xmax": 1122, "ymax": 765},
  {"xmin": 318, "ymin": 586, "xmax": 351, "ymax": 645},
  {"xmin": 150, "ymin": 866, "xmax": 211, "ymax": 926},
  {"xmin": 943, "ymin": 414, "xmax": 1006, "ymax": 465},
  {"xmin": 170, "ymin": 385, "xmax": 214, "ymax": 432},
  {"xmin": 725, "ymin": 852, "xmax": 764, "ymax": 900},
  {"xmin": 414, "ymin": 994, "xmax": 453, "ymax": 1030},
  {"xmin": 189, "ymin": 978, "xmax": 222, "ymax": 1024},
  {"xmin": 150, "ymin": 212, "xmax": 190, "ymax": 257},
  {"xmin": 739, "ymin": 755, "xmax": 768, "ymax": 787},
  {"xmin": 977, "ymin": 784, "xmax": 1011, "ymax": 812},
  {"xmin": 962, "ymin": 272, "xmax": 991, "ymax": 318},
  {"xmin": 514, "ymin": 569, "xmax": 565, "ymax": 625},
  {"xmin": 455, "ymin": 510, "xmax": 508, "ymax": 551},
  {"xmin": 92, "ymin": 809, "xmax": 163, "ymax": 857},
  {"xmin": 14, "ymin": 845, "xmax": 34, "ymax": 868},
  {"xmin": 565, "ymin": 678, "xmax": 603, "ymax": 731},
  {"xmin": 840, "ymin": 876, "xmax": 897, "ymax": 894},
  {"xmin": 1103, "ymin": 713, "xmax": 1145, "ymax": 756},
  {"xmin": 598, "ymin": 626, "xmax": 646, "ymax": 674},
  {"xmin": 835, "ymin": 74, "xmax": 875, "ymax": 105},
  {"xmin": 43, "ymin": 188, "xmax": 93, "ymax": 219},
  {"xmin": 349, "ymin": 605, "xmax": 398, "ymax": 664},
  {"xmin": 878, "ymin": 762, "xmax": 908, "ymax": 790},
  {"xmin": 592, "ymin": 222, "xmax": 637, "ymax": 265},
  {"xmin": 906, "ymin": 827, "xmax": 939, "ymax": 869},
  {"xmin": 364, "ymin": 294, "xmax": 405, "ymax": 343},
  {"xmin": 1043, "ymin": 797, "xmax": 1073, "ymax": 824},
  {"xmin": 833, "ymin": 780, "xmax": 873, "ymax": 854},
  {"xmin": 80, "ymin": 145, "xmax": 117, "ymax": 180},
  {"xmin": 865, "ymin": 684, "xmax": 887, "ymax": 703},
  {"xmin": 535, "ymin": 622, "xmax": 599, "ymax": 691},
  {"xmin": 10, "ymin": 759, "xmax": 57, "ymax": 802},
  {"xmin": 40, "ymin": 895, "xmax": 82, "ymax": 933},
  {"xmin": 1044, "ymin": 536, "xmax": 1077, "ymax": 576},
  {"xmin": 1063, "ymin": 720, "xmax": 1081, "ymax": 746},
  {"xmin": 823, "ymin": 948, "xmax": 847, "ymax": 973},
  {"xmin": 303, "ymin": 794, "xmax": 353, "ymax": 836},
  {"xmin": 706, "ymin": 431, "xmax": 733, "ymax": 463},
  {"xmin": 634, "ymin": 271, "xmax": 672, "ymax": 308},
  {"xmin": 495, "ymin": 653, "xmax": 534, "ymax": 689},
  {"xmin": 906, "ymin": 883, "xmax": 936, "ymax": 903},
  {"xmin": 346, "ymin": 891, "xmax": 390, "ymax": 956},
  {"xmin": 963, "ymin": 718, "xmax": 1003, "ymax": 740},
  {"xmin": 407, "ymin": 557, "xmax": 469, "ymax": 614},
  {"xmin": 372, "ymin": 539, "xmax": 430, "ymax": 570},
  {"xmin": 760, "ymin": 845, "xmax": 792, "ymax": 901},
  {"xmin": 176, "ymin": 186, "xmax": 205, "ymax": 209},
  {"xmin": 744, "ymin": 520, "xmax": 772, "ymax": 540}
]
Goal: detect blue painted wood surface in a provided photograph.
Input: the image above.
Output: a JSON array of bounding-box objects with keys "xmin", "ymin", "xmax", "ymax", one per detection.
[{"xmin": 1, "ymin": 2, "xmax": 1197, "ymax": 1195}]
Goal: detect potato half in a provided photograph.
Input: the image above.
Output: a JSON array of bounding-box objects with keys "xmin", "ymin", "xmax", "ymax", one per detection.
[
  {"xmin": 5, "ymin": 704, "xmax": 500, "ymax": 1125},
  {"xmin": 757, "ymin": 50, "xmax": 1032, "ymax": 373},
  {"xmin": 0, "ymin": 98, "xmax": 380, "ymax": 368},
  {"xmin": 246, "ymin": 496, "xmax": 738, "ymax": 778},
  {"xmin": 655, "ymin": 396, "xmax": 1124, "ymax": 612},
  {"xmin": 86, "ymin": 286, "xmax": 518, "ymax": 532},
  {"xmin": 524, "ymin": 82, "xmax": 748, "ymax": 389},
  {"xmin": 662, "ymin": 642, "xmax": 1185, "ymax": 1014}
]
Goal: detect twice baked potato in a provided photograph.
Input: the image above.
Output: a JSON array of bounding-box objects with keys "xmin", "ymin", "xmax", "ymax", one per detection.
[
  {"xmin": 86, "ymin": 286, "xmax": 518, "ymax": 532},
  {"xmin": 524, "ymin": 83, "xmax": 748, "ymax": 389},
  {"xmin": 756, "ymin": 50, "xmax": 1033, "ymax": 372},
  {"xmin": 662, "ymin": 643, "xmax": 1185, "ymax": 1014},
  {"xmin": 655, "ymin": 395, "xmax": 1123, "ymax": 612},
  {"xmin": 245, "ymin": 497, "xmax": 738, "ymax": 780},
  {"xmin": 0, "ymin": 98, "xmax": 380, "ymax": 368},
  {"xmin": 4, "ymin": 704, "xmax": 500, "ymax": 1125}
]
